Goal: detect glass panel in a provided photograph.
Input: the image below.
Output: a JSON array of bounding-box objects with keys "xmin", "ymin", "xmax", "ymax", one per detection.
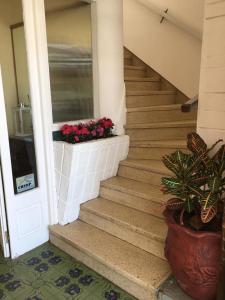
[
  {"xmin": 45, "ymin": 0, "xmax": 94, "ymax": 123},
  {"xmin": 0, "ymin": 0, "xmax": 38, "ymax": 194}
]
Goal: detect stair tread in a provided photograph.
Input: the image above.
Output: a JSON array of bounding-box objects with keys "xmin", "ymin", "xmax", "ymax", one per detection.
[
  {"xmin": 50, "ymin": 220, "xmax": 170, "ymax": 290},
  {"xmin": 124, "ymin": 65, "xmax": 146, "ymax": 70},
  {"xmin": 102, "ymin": 176, "xmax": 168, "ymax": 204},
  {"xmin": 125, "ymin": 77, "xmax": 160, "ymax": 82},
  {"xmin": 126, "ymin": 120, "xmax": 196, "ymax": 129},
  {"xmin": 81, "ymin": 197, "xmax": 167, "ymax": 241},
  {"xmin": 120, "ymin": 159, "xmax": 171, "ymax": 175},
  {"xmin": 127, "ymin": 104, "xmax": 183, "ymax": 112},
  {"xmin": 130, "ymin": 140, "xmax": 187, "ymax": 149},
  {"xmin": 126, "ymin": 90, "xmax": 176, "ymax": 96}
]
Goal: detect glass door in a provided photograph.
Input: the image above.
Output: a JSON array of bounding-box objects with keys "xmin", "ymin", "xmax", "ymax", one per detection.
[{"xmin": 0, "ymin": 0, "xmax": 49, "ymax": 258}]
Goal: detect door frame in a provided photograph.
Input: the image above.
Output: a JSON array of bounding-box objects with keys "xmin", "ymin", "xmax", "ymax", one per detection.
[
  {"xmin": 22, "ymin": 0, "xmax": 58, "ymax": 225},
  {"xmin": 0, "ymin": 69, "xmax": 10, "ymax": 258},
  {"xmin": 22, "ymin": 0, "xmax": 99, "ymax": 224},
  {"xmin": 0, "ymin": 165, "xmax": 10, "ymax": 257}
]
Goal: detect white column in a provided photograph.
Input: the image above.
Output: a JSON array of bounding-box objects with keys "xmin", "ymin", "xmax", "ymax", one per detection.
[{"xmin": 94, "ymin": 0, "xmax": 125, "ymax": 135}]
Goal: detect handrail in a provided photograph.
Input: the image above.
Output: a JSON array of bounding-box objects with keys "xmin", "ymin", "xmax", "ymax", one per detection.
[
  {"xmin": 137, "ymin": 0, "xmax": 202, "ymax": 40},
  {"xmin": 181, "ymin": 95, "xmax": 198, "ymax": 113}
]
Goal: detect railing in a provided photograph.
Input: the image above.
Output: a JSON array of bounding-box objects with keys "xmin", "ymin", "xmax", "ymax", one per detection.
[{"xmin": 181, "ymin": 95, "xmax": 198, "ymax": 113}]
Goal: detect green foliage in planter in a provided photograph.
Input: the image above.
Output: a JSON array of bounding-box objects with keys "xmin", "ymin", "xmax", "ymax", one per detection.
[{"xmin": 161, "ymin": 132, "xmax": 225, "ymax": 227}]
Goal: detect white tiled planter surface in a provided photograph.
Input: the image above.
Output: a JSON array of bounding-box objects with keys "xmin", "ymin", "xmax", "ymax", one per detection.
[{"xmin": 54, "ymin": 135, "xmax": 129, "ymax": 225}]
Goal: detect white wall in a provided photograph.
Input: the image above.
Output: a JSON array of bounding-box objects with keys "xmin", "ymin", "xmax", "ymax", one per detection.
[
  {"xmin": 197, "ymin": 0, "xmax": 225, "ymax": 145},
  {"xmin": 123, "ymin": 0, "xmax": 203, "ymax": 97},
  {"xmin": 141, "ymin": 0, "xmax": 205, "ymax": 37},
  {"xmin": 95, "ymin": 0, "xmax": 125, "ymax": 135}
]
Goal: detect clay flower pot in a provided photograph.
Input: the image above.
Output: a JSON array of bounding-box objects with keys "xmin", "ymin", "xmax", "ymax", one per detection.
[{"xmin": 164, "ymin": 209, "xmax": 222, "ymax": 300}]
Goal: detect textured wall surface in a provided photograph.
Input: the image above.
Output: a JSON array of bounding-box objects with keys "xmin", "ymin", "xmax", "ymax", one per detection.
[
  {"xmin": 54, "ymin": 136, "xmax": 129, "ymax": 225},
  {"xmin": 197, "ymin": 1, "xmax": 225, "ymax": 298}
]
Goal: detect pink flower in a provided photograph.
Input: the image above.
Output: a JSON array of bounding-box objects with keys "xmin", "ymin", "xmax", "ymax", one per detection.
[
  {"xmin": 74, "ymin": 136, "xmax": 79, "ymax": 142},
  {"xmin": 97, "ymin": 126, "xmax": 104, "ymax": 136},
  {"xmin": 91, "ymin": 130, "xmax": 97, "ymax": 137}
]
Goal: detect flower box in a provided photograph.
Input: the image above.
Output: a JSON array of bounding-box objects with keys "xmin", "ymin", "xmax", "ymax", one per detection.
[{"xmin": 54, "ymin": 135, "xmax": 129, "ymax": 225}]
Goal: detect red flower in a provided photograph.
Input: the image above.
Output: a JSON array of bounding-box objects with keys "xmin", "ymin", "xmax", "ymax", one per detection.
[
  {"xmin": 80, "ymin": 127, "xmax": 90, "ymax": 135},
  {"xmin": 98, "ymin": 118, "xmax": 113, "ymax": 129},
  {"xmin": 104, "ymin": 119, "xmax": 113, "ymax": 128},
  {"xmin": 61, "ymin": 125, "xmax": 73, "ymax": 135},
  {"xmin": 74, "ymin": 136, "xmax": 79, "ymax": 142},
  {"xmin": 72, "ymin": 126, "xmax": 79, "ymax": 133}
]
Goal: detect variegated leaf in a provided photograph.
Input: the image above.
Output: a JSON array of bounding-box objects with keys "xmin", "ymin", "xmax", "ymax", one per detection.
[
  {"xmin": 201, "ymin": 192, "xmax": 218, "ymax": 210},
  {"xmin": 201, "ymin": 204, "xmax": 217, "ymax": 223},
  {"xmin": 161, "ymin": 177, "xmax": 181, "ymax": 189},
  {"xmin": 166, "ymin": 198, "xmax": 184, "ymax": 211},
  {"xmin": 187, "ymin": 132, "xmax": 207, "ymax": 156},
  {"xmin": 208, "ymin": 177, "xmax": 221, "ymax": 194}
]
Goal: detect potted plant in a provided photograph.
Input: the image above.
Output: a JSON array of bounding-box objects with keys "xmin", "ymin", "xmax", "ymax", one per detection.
[{"xmin": 161, "ymin": 132, "xmax": 224, "ymax": 300}]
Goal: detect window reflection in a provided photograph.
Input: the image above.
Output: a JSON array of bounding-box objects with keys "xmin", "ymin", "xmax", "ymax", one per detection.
[{"xmin": 45, "ymin": 0, "xmax": 94, "ymax": 123}]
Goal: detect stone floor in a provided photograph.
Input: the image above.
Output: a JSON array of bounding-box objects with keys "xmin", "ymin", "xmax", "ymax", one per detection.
[
  {"xmin": 157, "ymin": 276, "xmax": 193, "ymax": 300},
  {"xmin": 0, "ymin": 243, "xmax": 136, "ymax": 300}
]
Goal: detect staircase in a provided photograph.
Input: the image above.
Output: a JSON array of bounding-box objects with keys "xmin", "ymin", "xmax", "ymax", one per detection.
[{"xmin": 49, "ymin": 49, "xmax": 197, "ymax": 300}]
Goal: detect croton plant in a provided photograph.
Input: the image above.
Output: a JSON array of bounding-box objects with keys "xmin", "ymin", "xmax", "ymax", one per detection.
[{"xmin": 161, "ymin": 132, "xmax": 225, "ymax": 230}]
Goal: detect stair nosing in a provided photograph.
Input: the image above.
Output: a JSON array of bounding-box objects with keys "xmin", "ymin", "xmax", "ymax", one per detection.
[
  {"xmin": 124, "ymin": 65, "xmax": 146, "ymax": 71},
  {"xmin": 129, "ymin": 140, "xmax": 187, "ymax": 149},
  {"xmin": 119, "ymin": 159, "xmax": 171, "ymax": 176},
  {"xmin": 126, "ymin": 90, "xmax": 176, "ymax": 96},
  {"xmin": 125, "ymin": 120, "xmax": 196, "ymax": 129},
  {"xmin": 80, "ymin": 198, "xmax": 166, "ymax": 243},
  {"xmin": 127, "ymin": 104, "xmax": 183, "ymax": 112},
  {"xmin": 125, "ymin": 77, "xmax": 160, "ymax": 82}
]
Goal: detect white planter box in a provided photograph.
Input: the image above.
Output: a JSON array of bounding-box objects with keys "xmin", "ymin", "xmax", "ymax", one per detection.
[{"xmin": 54, "ymin": 135, "xmax": 129, "ymax": 225}]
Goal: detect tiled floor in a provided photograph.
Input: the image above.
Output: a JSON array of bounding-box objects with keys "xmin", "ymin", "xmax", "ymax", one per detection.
[
  {"xmin": 157, "ymin": 276, "xmax": 193, "ymax": 300},
  {"xmin": 0, "ymin": 243, "xmax": 136, "ymax": 300}
]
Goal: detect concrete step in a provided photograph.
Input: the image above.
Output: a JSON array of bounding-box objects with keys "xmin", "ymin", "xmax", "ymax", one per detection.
[
  {"xmin": 125, "ymin": 120, "xmax": 196, "ymax": 141},
  {"xmin": 100, "ymin": 176, "xmax": 168, "ymax": 218},
  {"xmin": 124, "ymin": 65, "xmax": 146, "ymax": 77},
  {"xmin": 124, "ymin": 57, "xmax": 133, "ymax": 65},
  {"xmin": 125, "ymin": 77, "xmax": 161, "ymax": 91},
  {"xmin": 124, "ymin": 52, "xmax": 132, "ymax": 59},
  {"xmin": 128, "ymin": 140, "xmax": 188, "ymax": 160},
  {"xmin": 126, "ymin": 90, "xmax": 177, "ymax": 108},
  {"xmin": 118, "ymin": 159, "xmax": 171, "ymax": 185},
  {"xmin": 80, "ymin": 198, "xmax": 167, "ymax": 260},
  {"xmin": 50, "ymin": 221, "xmax": 170, "ymax": 300},
  {"xmin": 127, "ymin": 104, "xmax": 197, "ymax": 124}
]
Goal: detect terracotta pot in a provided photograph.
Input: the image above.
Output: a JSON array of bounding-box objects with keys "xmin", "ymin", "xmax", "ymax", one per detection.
[{"xmin": 164, "ymin": 209, "xmax": 222, "ymax": 300}]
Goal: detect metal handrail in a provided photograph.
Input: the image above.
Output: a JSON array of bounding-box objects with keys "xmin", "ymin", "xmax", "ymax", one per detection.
[{"xmin": 181, "ymin": 95, "xmax": 198, "ymax": 113}]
